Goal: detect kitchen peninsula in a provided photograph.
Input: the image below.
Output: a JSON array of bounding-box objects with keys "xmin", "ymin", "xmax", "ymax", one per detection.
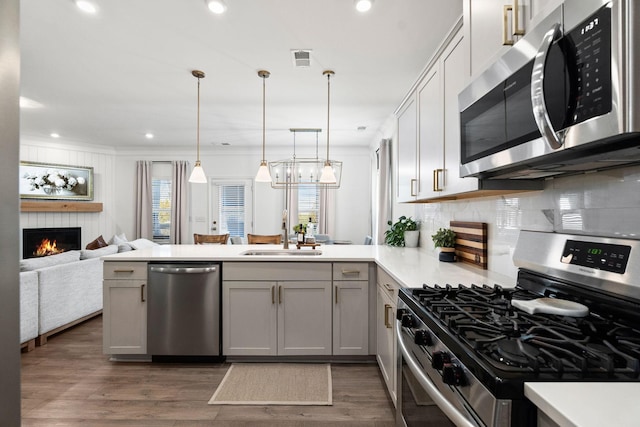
[{"xmin": 102, "ymin": 244, "xmax": 512, "ymax": 359}]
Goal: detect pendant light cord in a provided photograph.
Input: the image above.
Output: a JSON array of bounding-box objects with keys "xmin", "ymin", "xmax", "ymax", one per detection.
[
  {"xmin": 196, "ymin": 76, "xmax": 201, "ymax": 162},
  {"xmin": 326, "ymin": 71, "xmax": 331, "ymax": 161},
  {"xmin": 262, "ymin": 73, "xmax": 266, "ymax": 162}
]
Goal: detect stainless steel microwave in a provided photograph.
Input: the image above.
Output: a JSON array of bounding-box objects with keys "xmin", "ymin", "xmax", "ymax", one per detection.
[{"xmin": 459, "ymin": 0, "xmax": 640, "ymax": 179}]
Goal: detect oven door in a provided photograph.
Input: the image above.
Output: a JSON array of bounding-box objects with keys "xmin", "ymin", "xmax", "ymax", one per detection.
[{"xmin": 396, "ymin": 322, "xmax": 482, "ymax": 427}]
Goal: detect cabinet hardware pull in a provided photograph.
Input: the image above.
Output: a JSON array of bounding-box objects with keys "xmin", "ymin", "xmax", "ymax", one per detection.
[
  {"xmin": 114, "ymin": 269, "xmax": 135, "ymax": 273},
  {"xmin": 141, "ymin": 284, "xmax": 145, "ymax": 302},
  {"xmin": 433, "ymin": 169, "xmax": 444, "ymax": 192},
  {"xmin": 271, "ymin": 285, "xmax": 275, "ymax": 304},
  {"xmin": 503, "ymin": 5, "xmax": 515, "ymax": 45},
  {"xmin": 335, "ymin": 286, "xmax": 339, "ymax": 304},
  {"xmin": 341, "ymin": 270, "xmax": 360, "ymax": 276},
  {"xmin": 410, "ymin": 178, "xmax": 418, "ymax": 197},
  {"xmin": 384, "ymin": 283, "xmax": 395, "ymax": 293},
  {"xmin": 513, "ymin": 0, "xmax": 524, "ymax": 36},
  {"xmin": 384, "ymin": 304, "xmax": 392, "ymax": 328},
  {"xmin": 278, "ymin": 285, "xmax": 282, "ymax": 304}
]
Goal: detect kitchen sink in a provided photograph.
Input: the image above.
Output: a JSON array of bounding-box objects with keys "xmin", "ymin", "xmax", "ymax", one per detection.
[{"xmin": 241, "ymin": 249, "xmax": 322, "ymax": 256}]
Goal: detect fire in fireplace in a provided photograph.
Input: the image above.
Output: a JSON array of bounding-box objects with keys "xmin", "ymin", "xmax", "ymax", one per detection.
[{"xmin": 22, "ymin": 227, "xmax": 81, "ymax": 259}]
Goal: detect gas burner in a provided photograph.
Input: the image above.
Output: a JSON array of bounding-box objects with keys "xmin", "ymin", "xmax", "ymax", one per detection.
[{"xmin": 494, "ymin": 339, "xmax": 541, "ymax": 368}]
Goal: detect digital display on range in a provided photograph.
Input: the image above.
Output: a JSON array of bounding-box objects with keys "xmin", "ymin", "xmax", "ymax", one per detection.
[{"xmin": 561, "ymin": 240, "xmax": 631, "ymax": 274}]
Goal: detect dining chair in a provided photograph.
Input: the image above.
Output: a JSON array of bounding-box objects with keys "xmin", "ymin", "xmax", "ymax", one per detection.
[
  {"xmin": 247, "ymin": 234, "xmax": 282, "ymax": 244},
  {"xmin": 193, "ymin": 233, "xmax": 229, "ymax": 244},
  {"xmin": 230, "ymin": 236, "xmax": 244, "ymax": 244}
]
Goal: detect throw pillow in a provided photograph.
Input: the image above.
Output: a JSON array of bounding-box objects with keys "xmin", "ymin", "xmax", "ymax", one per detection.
[
  {"xmin": 20, "ymin": 250, "xmax": 81, "ymax": 272},
  {"xmin": 117, "ymin": 243, "xmax": 133, "ymax": 253},
  {"xmin": 86, "ymin": 235, "xmax": 108, "ymax": 250},
  {"xmin": 108, "ymin": 233, "xmax": 128, "ymax": 245},
  {"xmin": 127, "ymin": 238, "xmax": 159, "ymax": 250},
  {"xmin": 80, "ymin": 245, "xmax": 119, "ymax": 259}
]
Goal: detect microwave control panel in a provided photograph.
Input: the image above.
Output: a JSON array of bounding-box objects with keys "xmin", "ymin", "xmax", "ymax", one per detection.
[{"xmin": 566, "ymin": 4, "xmax": 612, "ymax": 125}]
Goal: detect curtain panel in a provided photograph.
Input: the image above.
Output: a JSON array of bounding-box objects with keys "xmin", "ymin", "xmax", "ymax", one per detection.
[
  {"xmin": 135, "ymin": 160, "xmax": 153, "ymax": 239},
  {"xmin": 170, "ymin": 160, "xmax": 190, "ymax": 244}
]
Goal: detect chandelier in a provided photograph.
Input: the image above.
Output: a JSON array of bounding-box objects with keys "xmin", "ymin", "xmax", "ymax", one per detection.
[{"xmin": 267, "ymin": 70, "xmax": 342, "ymax": 189}]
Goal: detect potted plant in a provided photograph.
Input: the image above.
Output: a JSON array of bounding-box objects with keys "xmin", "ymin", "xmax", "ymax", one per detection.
[
  {"xmin": 385, "ymin": 216, "xmax": 420, "ymax": 247},
  {"xmin": 431, "ymin": 228, "xmax": 456, "ymax": 262}
]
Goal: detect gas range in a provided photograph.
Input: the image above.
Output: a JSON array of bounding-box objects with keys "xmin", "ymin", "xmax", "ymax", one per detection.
[{"xmin": 397, "ymin": 231, "xmax": 640, "ymax": 427}]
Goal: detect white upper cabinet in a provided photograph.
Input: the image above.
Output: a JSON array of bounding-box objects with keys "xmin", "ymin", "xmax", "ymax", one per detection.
[
  {"xmin": 464, "ymin": 0, "xmax": 563, "ymax": 78},
  {"xmin": 417, "ymin": 67, "xmax": 444, "ymax": 199},
  {"xmin": 396, "ymin": 94, "xmax": 418, "ymax": 202}
]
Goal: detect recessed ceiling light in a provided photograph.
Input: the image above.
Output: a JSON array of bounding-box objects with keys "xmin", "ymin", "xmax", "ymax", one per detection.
[
  {"xmin": 19, "ymin": 97, "xmax": 44, "ymax": 109},
  {"xmin": 206, "ymin": 0, "xmax": 227, "ymax": 14},
  {"xmin": 50, "ymin": 133, "xmax": 60, "ymax": 138},
  {"xmin": 75, "ymin": 0, "xmax": 98, "ymax": 14},
  {"xmin": 145, "ymin": 133, "xmax": 154, "ymax": 139},
  {"xmin": 354, "ymin": 0, "xmax": 373, "ymax": 13}
]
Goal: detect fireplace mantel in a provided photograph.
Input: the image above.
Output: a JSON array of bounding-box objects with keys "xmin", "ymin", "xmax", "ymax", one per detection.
[{"xmin": 20, "ymin": 201, "xmax": 103, "ymax": 213}]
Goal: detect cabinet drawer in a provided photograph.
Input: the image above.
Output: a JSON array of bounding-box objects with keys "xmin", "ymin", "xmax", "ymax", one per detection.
[
  {"xmin": 377, "ymin": 267, "xmax": 400, "ymax": 300},
  {"xmin": 224, "ymin": 262, "xmax": 331, "ymax": 281},
  {"xmin": 104, "ymin": 262, "xmax": 148, "ymax": 280},
  {"xmin": 333, "ymin": 263, "xmax": 369, "ymax": 281}
]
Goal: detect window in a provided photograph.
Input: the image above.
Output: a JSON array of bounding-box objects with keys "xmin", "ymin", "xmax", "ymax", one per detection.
[
  {"xmin": 152, "ymin": 178, "xmax": 172, "ymax": 242},
  {"xmin": 218, "ymin": 184, "xmax": 245, "ymax": 237},
  {"xmin": 297, "ymin": 184, "xmax": 320, "ymax": 228}
]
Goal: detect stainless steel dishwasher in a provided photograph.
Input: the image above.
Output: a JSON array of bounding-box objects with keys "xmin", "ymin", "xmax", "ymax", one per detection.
[{"xmin": 147, "ymin": 263, "xmax": 220, "ymax": 356}]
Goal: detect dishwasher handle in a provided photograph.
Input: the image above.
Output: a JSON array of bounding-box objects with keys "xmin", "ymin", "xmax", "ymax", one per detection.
[{"xmin": 149, "ymin": 265, "xmax": 218, "ymax": 274}]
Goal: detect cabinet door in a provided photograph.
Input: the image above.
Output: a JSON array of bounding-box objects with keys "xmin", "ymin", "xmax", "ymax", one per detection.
[
  {"xmin": 278, "ymin": 281, "xmax": 332, "ymax": 356},
  {"xmin": 442, "ymin": 32, "xmax": 478, "ymax": 196},
  {"xmin": 525, "ymin": 0, "xmax": 562, "ymax": 29},
  {"xmin": 103, "ymin": 280, "xmax": 147, "ymax": 355},
  {"xmin": 396, "ymin": 94, "xmax": 418, "ymax": 202},
  {"xmin": 376, "ymin": 280, "xmax": 397, "ymax": 406},
  {"xmin": 417, "ymin": 67, "xmax": 444, "ymax": 198},
  {"xmin": 223, "ymin": 281, "xmax": 277, "ymax": 356},
  {"xmin": 464, "ymin": 0, "xmax": 512, "ymax": 78},
  {"xmin": 333, "ymin": 281, "xmax": 369, "ymax": 356}
]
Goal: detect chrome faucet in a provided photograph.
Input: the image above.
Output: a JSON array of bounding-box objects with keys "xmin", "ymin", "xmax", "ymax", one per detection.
[{"xmin": 282, "ymin": 209, "xmax": 289, "ymax": 249}]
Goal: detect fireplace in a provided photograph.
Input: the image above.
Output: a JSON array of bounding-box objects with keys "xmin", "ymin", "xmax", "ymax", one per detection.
[{"xmin": 22, "ymin": 227, "xmax": 81, "ymax": 259}]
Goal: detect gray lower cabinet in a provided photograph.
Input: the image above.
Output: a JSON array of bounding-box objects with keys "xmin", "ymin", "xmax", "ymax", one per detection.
[
  {"xmin": 333, "ymin": 263, "xmax": 370, "ymax": 356},
  {"xmin": 223, "ymin": 262, "xmax": 332, "ymax": 356},
  {"xmin": 376, "ymin": 267, "xmax": 399, "ymax": 406},
  {"xmin": 103, "ymin": 262, "xmax": 147, "ymax": 355}
]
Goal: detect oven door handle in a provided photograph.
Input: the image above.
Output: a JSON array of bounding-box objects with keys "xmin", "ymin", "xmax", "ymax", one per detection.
[
  {"xmin": 531, "ymin": 22, "xmax": 564, "ymax": 150},
  {"xmin": 396, "ymin": 322, "xmax": 477, "ymax": 427}
]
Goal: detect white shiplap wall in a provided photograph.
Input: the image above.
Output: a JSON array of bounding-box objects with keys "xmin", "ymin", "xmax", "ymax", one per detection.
[{"xmin": 20, "ymin": 139, "xmax": 117, "ymax": 256}]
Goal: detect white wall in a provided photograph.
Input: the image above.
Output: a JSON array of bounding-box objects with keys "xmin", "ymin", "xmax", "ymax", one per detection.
[
  {"xmin": 20, "ymin": 139, "xmax": 117, "ymax": 256},
  {"xmin": 112, "ymin": 145, "xmax": 372, "ymax": 244}
]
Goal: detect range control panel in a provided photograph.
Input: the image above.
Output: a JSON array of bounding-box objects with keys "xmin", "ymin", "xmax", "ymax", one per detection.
[{"xmin": 561, "ymin": 239, "xmax": 631, "ymax": 274}]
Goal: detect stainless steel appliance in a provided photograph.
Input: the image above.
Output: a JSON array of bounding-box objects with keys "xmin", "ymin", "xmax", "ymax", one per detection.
[
  {"xmin": 397, "ymin": 231, "xmax": 640, "ymax": 426},
  {"xmin": 148, "ymin": 263, "xmax": 221, "ymax": 356},
  {"xmin": 459, "ymin": 0, "xmax": 640, "ymax": 180}
]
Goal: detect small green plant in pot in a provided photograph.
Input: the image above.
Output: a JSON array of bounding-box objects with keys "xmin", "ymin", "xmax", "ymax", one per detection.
[
  {"xmin": 385, "ymin": 216, "xmax": 419, "ymax": 247},
  {"xmin": 431, "ymin": 228, "xmax": 457, "ymax": 262}
]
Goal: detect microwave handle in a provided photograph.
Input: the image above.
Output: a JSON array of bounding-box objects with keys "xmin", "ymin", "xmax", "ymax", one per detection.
[
  {"xmin": 531, "ymin": 22, "xmax": 564, "ymax": 150},
  {"xmin": 396, "ymin": 321, "xmax": 478, "ymax": 427}
]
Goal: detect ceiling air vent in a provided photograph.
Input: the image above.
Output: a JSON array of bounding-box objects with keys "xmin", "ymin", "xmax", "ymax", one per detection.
[{"xmin": 291, "ymin": 49, "xmax": 312, "ymax": 68}]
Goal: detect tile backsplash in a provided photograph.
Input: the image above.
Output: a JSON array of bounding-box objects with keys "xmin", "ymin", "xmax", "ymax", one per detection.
[{"xmin": 415, "ymin": 165, "xmax": 640, "ymax": 280}]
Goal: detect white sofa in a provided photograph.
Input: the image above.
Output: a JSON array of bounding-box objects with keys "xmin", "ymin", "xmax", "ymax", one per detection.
[{"xmin": 19, "ymin": 245, "xmax": 118, "ymax": 349}]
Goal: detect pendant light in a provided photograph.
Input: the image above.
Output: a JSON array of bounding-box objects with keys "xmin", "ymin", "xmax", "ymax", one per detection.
[
  {"xmin": 188, "ymin": 70, "xmax": 207, "ymax": 184},
  {"xmin": 320, "ymin": 70, "xmax": 337, "ymax": 184},
  {"xmin": 255, "ymin": 70, "xmax": 272, "ymax": 182}
]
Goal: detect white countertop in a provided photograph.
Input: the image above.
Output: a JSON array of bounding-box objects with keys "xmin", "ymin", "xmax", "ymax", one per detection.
[
  {"xmin": 102, "ymin": 243, "xmax": 514, "ymax": 289},
  {"xmin": 525, "ymin": 382, "xmax": 640, "ymax": 427}
]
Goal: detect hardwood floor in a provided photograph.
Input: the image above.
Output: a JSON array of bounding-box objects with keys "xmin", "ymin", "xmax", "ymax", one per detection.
[{"xmin": 21, "ymin": 316, "xmax": 396, "ymax": 426}]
